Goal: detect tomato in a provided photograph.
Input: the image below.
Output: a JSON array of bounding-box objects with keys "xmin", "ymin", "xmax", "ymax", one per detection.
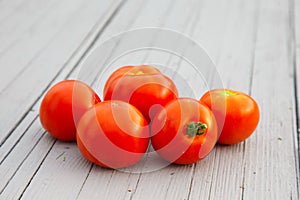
[
  {"xmin": 39, "ymin": 80, "xmax": 100, "ymax": 141},
  {"xmin": 151, "ymin": 98, "xmax": 218, "ymax": 164},
  {"xmin": 200, "ymin": 89, "xmax": 260, "ymax": 145},
  {"xmin": 103, "ymin": 65, "xmax": 178, "ymax": 122},
  {"xmin": 76, "ymin": 100, "xmax": 149, "ymax": 169}
]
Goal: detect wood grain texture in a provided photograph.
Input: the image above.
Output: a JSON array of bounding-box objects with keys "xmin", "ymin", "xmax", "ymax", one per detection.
[
  {"xmin": 0, "ymin": 0, "xmax": 124, "ymax": 199},
  {"xmin": 294, "ymin": 0, "xmax": 300, "ymax": 159},
  {"xmin": 78, "ymin": 1, "xmax": 199, "ymax": 199},
  {"xmin": 189, "ymin": 0, "xmax": 260, "ymax": 199},
  {"xmin": 0, "ymin": 0, "xmax": 27, "ymax": 22},
  {"xmin": 243, "ymin": 0, "xmax": 299, "ymax": 198},
  {"xmin": 0, "ymin": 0, "xmax": 68, "ymax": 88},
  {"xmin": 0, "ymin": 0, "xmax": 123, "ymax": 144},
  {"xmin": 0, "ymin": 0, "xmax": 299, "ymax": 199}
]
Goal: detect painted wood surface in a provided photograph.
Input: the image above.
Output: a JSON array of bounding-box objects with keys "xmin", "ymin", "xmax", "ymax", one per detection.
[{"xmin": 0, "ymin": 0, "xmax": 299, "ymax": 199}]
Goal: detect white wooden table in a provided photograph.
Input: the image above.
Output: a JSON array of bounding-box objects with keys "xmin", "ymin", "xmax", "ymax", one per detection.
[{"xmin": 0, "ymin": 0, "xmax": 299, "ymax": 199}]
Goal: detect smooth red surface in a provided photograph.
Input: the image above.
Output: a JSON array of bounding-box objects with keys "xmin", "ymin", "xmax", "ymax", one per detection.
[
  {"xmin": 151, "ymin": 98, "xmax": 218, "ymax": 164},
  {"xmin": 103, "ymin": 65, "xmax": 178, "ymax": 122},
  {"xmin": 39, "ymin": 80, "xmax": 100, "ymax": 141},
  {"xmin": 200, "ymin": 89, "xmax": 260, "ymax": 145},
  {"xmin": 76, "ymin": 100, "xmax": 150, "ymax": 169}
]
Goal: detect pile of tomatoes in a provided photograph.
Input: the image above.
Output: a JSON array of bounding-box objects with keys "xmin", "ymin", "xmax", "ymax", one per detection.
[{"xmin": 39, "ymin": 65, "xmax": 260, "ymax": 169}]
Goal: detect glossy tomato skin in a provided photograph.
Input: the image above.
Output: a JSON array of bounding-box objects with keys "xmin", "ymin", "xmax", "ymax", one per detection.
[
  {"xmin": 103, "ymin": 65, "xmax": 178, "ymax": 122},
  {"xmin": 76, "ymin": 100, "xmax": 149, "ymax": 169},
  {"xmin": 39, "ymin": 80, "xmax": 100, "ymax": 141},
  {"xmin": 151, "ymin": 98, "xmax": 218, "ymax": 164},
  {"xmin": 200, "ymin": 89, "xmax": 260, "ymax": 145}
]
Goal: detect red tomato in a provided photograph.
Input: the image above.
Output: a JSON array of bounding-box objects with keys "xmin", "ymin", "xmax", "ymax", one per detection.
[
  {"xmin": 39, "ymin": 80, "xmax": 100, "ymax": 141},
  {"xmin": 200, "ymin": 89, "xmax": 260, "ymax": 145},
  {"xmin": 103, "ymin": 65, "xmax": 178, "ymax": 122},
  {"xmin": 76, "ymin": 100, "xmax": 149, "ymax": 169},
  {"xmin": 151, "ymin": 98, "xmax": 218, "ymax": 164}
]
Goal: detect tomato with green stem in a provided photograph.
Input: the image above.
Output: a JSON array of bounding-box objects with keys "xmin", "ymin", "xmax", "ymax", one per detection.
[
  {"xmin": 151, "ymin": 98, "xmax": 218, "ymax": 164},
  {"xmin": 200, "ymin": 89, "xmax": 260, "ymax": 145}
]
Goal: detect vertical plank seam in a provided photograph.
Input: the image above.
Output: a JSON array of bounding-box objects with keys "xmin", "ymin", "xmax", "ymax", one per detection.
[
  {"xmin": 0, "ymin": 115, "xmax": 39, "ymax": 164},
  {"xmin": 208, "ymin": 151, "xmax": 218, "ymax": 200},
  {"xmin": 64, "ymin": 0, "xmax": 129, "ymax": 79},
  {"xmin": 248, "ymin": 0, "xmax": 260, "ymax": 97},
  {"xmin": 139, "ymin": 0, "xmax": 177, "ymax": 64},
  {"xmin": 1, "ymin": 0, "xmax": 128, "ymax": 198},
  {"xmin": 0, "ymin": 111, "xmax": 36, "ymax": 147},
  {"xmin": 0, "ymin": 0, "xmax": 63, "ymax": 57},
  {"xmin": 122, "ymin": 1, "xmax": 184, "ymax": 199},
  {"xmin": 0, "ymin": 132, "xmax": 55, "ymax": 196},
  {"xmin": 0, "ymin": 0, "xmax": 126, "ymax": 149},
  {"xmin": 0, "ymin": 0, "xmax": 107, "ymax": 95},
  {"xmin": 17, "ymin": 136, "xmax": 56, "ymax": 200},
  {"xmin": 75, "ymin": 163, "xmax": 94, "ymax": 200},
  {"xmin": 0, "ymin": 0, "xmax": 29, "ymax": 24},
  {"xmin": 0, "ymin": 0, "xmax": 80, "ymax": 94},
  {"xmin": 241, "ymin": 0, "xmax": 261, "ymax": 199},
  {"xmin": 129, "ymin": 173, "xmax": 142, "ymax": 200},
  {"xmin": 89, "ymin": 0, "xmax": 147, "ymax": 87},
  {"xmin": 182, "ymin": 0, "xmax": 217, "ymax": 198},
  {"xmin": 289, "ymin": 0, "xmax": 300, "ymax": 197},
  {"xmin": 187, "ymin": 164, "xmax": 196, "ymax": 200},
  {"xmin": 129, "ymin": 0, "xmax": 206, "ymax": 198}
]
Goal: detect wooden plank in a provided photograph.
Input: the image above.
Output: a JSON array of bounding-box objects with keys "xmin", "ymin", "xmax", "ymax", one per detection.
[
  {"xmin": 25, "ymin": 0, "xmax": 182, "ymax": 199},
  {"xmin": 189, "ymin": 0, "xmax": 260, "ymax": 199},
  {"xmin": 294, "ymin": 0, "xmax": 300, "ymax": 158},
  {"xmin": 0, "ymin": 0, "xmax": 81, "ymax": 143},
  {"xmin": 0, "ymin": 0, "xmax": 80, "ymax": 92},
  {"xmin": 76, "ymin": 0, "xmax": 248, "ymax": 198},
  {"xmin": 0, "ymin": 0, "xmax": 124, "ymax": 199},
  {"xmin": 0, "ymin": 0, "xmax": 298, "ymax": 199},
  {"xmin": 72, "ymin": 1, "xmax": 258, "ymax": 196},
  {"xmin": 85, "ymin": 1, "xmax": 201, "ymax": 199},
  {"xmin": 61, "ymin": 2, "xmax": 206, "ymax": 199},
  {"xmin": 0, "ymin": 0, "xmax": 123, "ymax": 144},
  {"xmin": 242, "ymin": 0, "xmax": 299, "ymax": 198},
  {"xmin": 0, "ymin": 2, "xmax": 78, "ymax": 154},
  {"xmin": 29, "ymin": 0, "xmax": 298, "ymax": 199},
  {"xmin": 0, "ymin": 0, "xmax": 62, "ymax": 57},
  {"xmin": 0, "ymin": 0, "xmax": 28, "ymax": 22},
  {"xmin": 0, "ymin": 120, "xmax": 55, "ymax": 199},
  {"xmin": 130, "ymin": 1, "xmax": 213, "ymax": 199},
  {"xmin": 0, "ymin": 118, "xmax": 48, "ymax": 193},
  {"xmin": 0, "ymin": 110, "xmax": 38, "ymax": 162}
]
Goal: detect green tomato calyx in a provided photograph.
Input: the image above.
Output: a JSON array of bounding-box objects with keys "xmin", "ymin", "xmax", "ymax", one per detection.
[{"xmin": 186, "ymin": 122, "xmax": 207, "ymax": 137}]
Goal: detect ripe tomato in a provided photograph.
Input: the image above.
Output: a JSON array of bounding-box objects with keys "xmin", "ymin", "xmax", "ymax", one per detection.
[
  {"xmin": 39, "ymin": 80, "xmax": 100, "ymax": 141},
  {"xmin": 103, "ymin": 65, "xmax": 178, "ymax": 122},
  {"xmin": 76, "ymin": 100, "xmax": 149, "ymax": 169},
  {"xmin": 151, "ymin": 98, "xmax": 218, "ymax": 164},
  {"xmin": 200, "ymin": 89, "xmax": 260, "ymax": 145}
]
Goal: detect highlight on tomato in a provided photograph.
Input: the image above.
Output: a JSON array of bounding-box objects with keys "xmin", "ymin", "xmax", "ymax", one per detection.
[
  {"xmin": 200, "ymin": 89, "xmax": 260, "ymax": 145},
  {"xmin": 151, "ymin": 98, "xmax": 218, "ymax": 164},
  {"xmin": 39, "ymin": 80, "xmax": 100, "ymax": 141},
  {"xmin": 103, "ymin": 65, "xmax": 178, "ymax": 122},
  {"xmin": 76, "ymin": 100, "xmax": 150, "ymax": 169}
]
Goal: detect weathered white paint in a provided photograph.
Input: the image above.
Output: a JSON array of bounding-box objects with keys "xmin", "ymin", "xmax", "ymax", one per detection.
[
  {"xmin": 0, "ymin": 0, "xmax": 298, "ymax": 199},
  {"xmin": 0, "ymin": 0, "xmax": 123, "ymax": 143},
  {"xmin": 243, "ymin": 0, "xmax": 299, "ymax": 199}
]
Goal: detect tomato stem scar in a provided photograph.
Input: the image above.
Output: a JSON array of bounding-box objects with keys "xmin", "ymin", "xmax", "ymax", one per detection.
[
  {"xmin": 186, "ymin": 122, "xmax": 207, "ymax": 136},
  {"xmin": 127, "ymin": 70, "xmax": 144, "ymax": 75},
  {"xmin": 223, "ymin": 90, "xmax": 237, "ymax": 96}
]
